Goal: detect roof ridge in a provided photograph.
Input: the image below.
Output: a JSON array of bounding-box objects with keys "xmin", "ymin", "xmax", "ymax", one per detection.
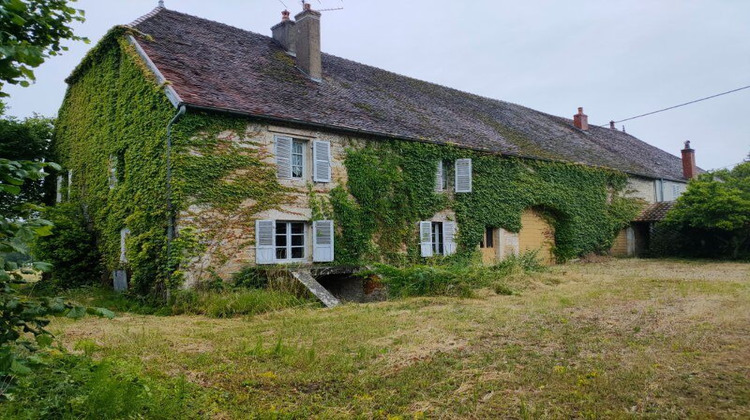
[{"xmin": 127, "ymin": 6, "xmax": 165, "ymax": 28}]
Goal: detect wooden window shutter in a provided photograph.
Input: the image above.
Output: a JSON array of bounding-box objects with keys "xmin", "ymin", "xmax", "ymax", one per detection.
[
  {"xmin": 435, "ymin": 160, "xmax": 444, "ymax": 192},
  {"xmin": 313, "ymin": 140, "xmax": 331, "ymax": 182},
  {"xmin": 455, "ymin": 158, "xmax": 472, "ymax": 193},
  {"xmin": 419, "ymin": 221, "xmax": 433, "ymax": 257},
  {"xmin": 443, "ymin": 222, "xmax": 457, "ymax": 256},
  {"xmin": 255, "ymin": 220, "xmax": 275, "ymax": 264},
  {"xmin": 313, "ymin": 220, "xmax": 335, "ymax": 262},
  {"xmin": 275, "ymin": 136, "xmax": 293, "ymax": 179}
]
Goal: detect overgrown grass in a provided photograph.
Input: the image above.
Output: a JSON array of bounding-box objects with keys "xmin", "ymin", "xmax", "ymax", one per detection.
[
  {"xmin": 169, "ymin": 288, "xmax": 316, "ymax": 318},
  {"xmin": 370, "ymin": 250, "xmax": 544, "ymax": 297},
  {"xmin": 7, "ymin": 259, "xmax": 750, "ymax": 418}
]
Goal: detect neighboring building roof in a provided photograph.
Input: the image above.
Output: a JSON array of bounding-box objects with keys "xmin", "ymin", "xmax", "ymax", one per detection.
[
  {"xmin": 634, "ymin": 201, "xmax": 675, "ymax": 222},
  {"xmin": 118, "ymin": 7, "xmax": 688, "ymax": 181}
]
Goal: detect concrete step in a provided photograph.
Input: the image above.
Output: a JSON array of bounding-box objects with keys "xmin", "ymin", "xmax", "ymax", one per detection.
[{"xmin": 290, "ymin": 270, "xmax": 340, "ymax": 308}]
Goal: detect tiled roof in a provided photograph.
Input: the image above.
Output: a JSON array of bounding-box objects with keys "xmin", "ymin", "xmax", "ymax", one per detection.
[
  {"xmin": 634, "ymin": 201, "xmax": 675, "ymax": 222},
  {"xmin": 124, "ymin": 8, "xmax": 689, "ymax": 181}
]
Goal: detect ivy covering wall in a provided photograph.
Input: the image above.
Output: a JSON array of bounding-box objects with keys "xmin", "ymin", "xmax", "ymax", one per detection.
[
  {"xmin": 53, "ymin": 30, "xmax": 287, "ymax": 295},
  {"xmin": 55, "ymin": 30, "xmax": 639, "ymax": 296},
  {"xmin": 330, "ymin": 142, "xmax": 640, "ymax": 264}
]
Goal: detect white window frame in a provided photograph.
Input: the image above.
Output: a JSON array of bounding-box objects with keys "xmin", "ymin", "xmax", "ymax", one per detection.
[
  {"xmin": 274, "ymin": 221, "xmax": 307, "ymax": 262},
  {"xmin": 291, "ymin": 139, "xmax": 305, "ymax": 179},
  {"xmin": 435, "ymin": 160, "xmax": 445, "ymax": 192},
  {"xmin": 431, "ymin": 221, "xmax": 444, "ymax": 255}
]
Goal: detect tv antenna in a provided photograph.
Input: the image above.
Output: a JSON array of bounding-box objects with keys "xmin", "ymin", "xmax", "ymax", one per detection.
[{"xmin": 301, "ymin": 0, "xmax": 344, "ymax": 12}]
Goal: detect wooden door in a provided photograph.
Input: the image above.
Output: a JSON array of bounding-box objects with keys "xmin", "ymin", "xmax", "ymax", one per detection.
[{"xmin": 518, "ymin": 209, "xmax": 555, "ymax": 264}]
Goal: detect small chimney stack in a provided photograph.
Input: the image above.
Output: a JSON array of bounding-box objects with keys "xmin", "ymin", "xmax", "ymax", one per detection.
[
  {"xmin": 573, "ymin": 107, "xmax": 589, "ymax": 130},
  {"xmin": 271, "ymin": 10, "xmax": 296, "ymax": 54},
  {"xmin": 609, "ymin": 120, "xmax": 616, "ymax": 130},
  {"xmin": 294, "ymin": 3, "xmax": 322, "ymax": 82},
  {"xmin": 681, "ymin": 141, "xmax": 697, "ymax": 179}
]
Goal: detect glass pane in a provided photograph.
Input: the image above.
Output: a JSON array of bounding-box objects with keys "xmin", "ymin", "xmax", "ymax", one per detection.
[
  {"xmin": 291, "ymin": 222, "xmax": 304, "ymax": 234},
  {"xmin": 292, "ymin": 165, "xmax": 302, "ymax": 178},
  {"xmin": 276, "ymin": 222, "xmax": 287, "ymax": 234},
  {"xmin": 293, "ymin": 141, "xmax": 303, "ymax": 154},
  {"xmin": 276, "ymin": 248, "xmax": 287, "ymax": 260},
  {"xmin": 291, "ymin": 234, "xmax": 304, "ymax": 246},
  {"xmin": 291, "ymin": 247, "xmax": 304, "ymax": 259},
  {"xmin": 276, "ymin": 234, "xmax": 287, "ymax": 247}
]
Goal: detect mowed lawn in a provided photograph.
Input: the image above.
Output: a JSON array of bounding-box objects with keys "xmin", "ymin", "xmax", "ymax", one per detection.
[{"xmin": 50, "ymin": 260, "xmax": 750, "ymax": 418}]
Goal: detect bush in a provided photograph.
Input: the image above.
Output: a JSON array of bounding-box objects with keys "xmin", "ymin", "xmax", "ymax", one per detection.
[
  {"xmin": 170, "ymin": 289, "xmax": 312, "ymax": 318},
  {"xmin": 33, "ymin": 203, "xmax": 102, "ymax": 289}
]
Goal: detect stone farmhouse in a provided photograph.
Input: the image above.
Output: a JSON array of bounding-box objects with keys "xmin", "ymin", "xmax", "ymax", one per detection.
[{"xmin": 53, "ymin": 5, "xmax": 699, "ymax": 296}]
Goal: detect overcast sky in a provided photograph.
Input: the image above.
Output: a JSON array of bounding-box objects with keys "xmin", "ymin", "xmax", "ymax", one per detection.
[{"xmin": 4, "ymin": 0, "xmax": 749, "ymax": 170}]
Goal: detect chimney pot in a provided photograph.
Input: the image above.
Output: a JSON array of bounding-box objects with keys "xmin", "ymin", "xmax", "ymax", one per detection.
[
  {"xmin": 681, "ymin": 141, "xmax": 697, "ymax": 179},
  {"xmin": 573, "ymin": 107, "xmax": 589, "ymax": 130},
  {"xmin": 609, "ymin": 120, "xmax": 615, "ymax": 130},
  {"xmin": 282, "ymin": 10, "xmax": 290, "ymax": 21}
]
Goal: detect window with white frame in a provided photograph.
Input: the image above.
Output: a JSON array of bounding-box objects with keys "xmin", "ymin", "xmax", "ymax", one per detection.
[
  {"xmin": 275, "ymin": 135, "xmax": 331, "ymax": 183},
  {"xmin": 256, "ymin": 219, "xmax": 335, "ymax": 264},
  {"xmin": 431, "ymin": 221, "xmax": 444, "ymax": 255},
  {"xmin": 419, "ymin": 220, "xmax": 457, "ymax": 257},
  {"xmin": 291, "ymin": 140, "xmax": 304, "ymax": 178},
  {"xmin": 275, "ymin": 221, "xmax": 306, "ymax": 261}
]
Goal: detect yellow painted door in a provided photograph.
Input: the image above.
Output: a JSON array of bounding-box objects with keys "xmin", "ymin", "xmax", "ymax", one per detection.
[{"xmin": 518, "ymin": 209, "xmax": 555, "ymax": 264}]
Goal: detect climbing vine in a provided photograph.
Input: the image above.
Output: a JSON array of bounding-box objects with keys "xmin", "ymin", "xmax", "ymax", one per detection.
[
  {"xmin": 54, "ymin": 29, "xmax": 289, "ymax": 296},
  {"xmin": 330, "ymin": 141, "xmax": 640, "ymax": 264}
]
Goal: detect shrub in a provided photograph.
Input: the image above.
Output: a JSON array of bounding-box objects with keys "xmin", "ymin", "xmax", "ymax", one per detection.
[{"xmin": 33, "ymin": 203, "xmax": 102, "ymax": 289}]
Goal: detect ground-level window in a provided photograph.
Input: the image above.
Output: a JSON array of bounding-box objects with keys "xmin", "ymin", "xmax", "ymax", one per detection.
[
  {"xmin": 275, "ymin": 221, "xmax": 306, "ymax": 261},
  {"xmin": 431, "ymin": 222, "xmax": 444, "ymax": 255}
]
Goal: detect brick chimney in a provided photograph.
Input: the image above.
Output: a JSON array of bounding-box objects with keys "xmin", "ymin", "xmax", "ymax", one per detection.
[
  {"xmin": 681, "ymin": 140, "xmax": 697, "ymax": 179},
  {"xmin": 573, "ymin": 107, "xmax": 589, "ymax": 130},
  {"xmin": 294, "ymin": 3, "xmax": 322, "ymax": 82},
  {"xmin": 271, "ymin": 10, "xmax": 296, "ymax": 54}
]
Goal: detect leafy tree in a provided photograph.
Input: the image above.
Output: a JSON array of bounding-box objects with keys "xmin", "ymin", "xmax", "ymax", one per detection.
[
  {"xmin": 0, "ymin": 0, "xmax": 87, "ymax": 95},
  {"xmin": 665, "ymin": 161, "xmax": 750, "ymax": 259},
  {"xmin": 0, "ymin": 113, "xmax": 54, "ymax": 216}
]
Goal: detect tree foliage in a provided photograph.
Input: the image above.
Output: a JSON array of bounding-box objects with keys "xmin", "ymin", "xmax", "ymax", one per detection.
[
  {"xmin": 665, "ymin": 161, "xmax": 750, "ymax": 259},
  {"xmin": 0, "ymin": 0, "xmax": 86, "ymax": 94},
  {"xmin": 0, "ymin": 113, "xmax": 54, "ymax": 216}
]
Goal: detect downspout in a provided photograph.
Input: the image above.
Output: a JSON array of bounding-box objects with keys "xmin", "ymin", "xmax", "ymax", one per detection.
[{"xmin": 165, "ymin": 104, "xmax": 186, "ymax": 301}]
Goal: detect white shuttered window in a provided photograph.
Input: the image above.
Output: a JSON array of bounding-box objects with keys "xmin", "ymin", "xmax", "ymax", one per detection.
[
  {"xmin": 275, "ymin": 136, "xmax": 293, "ymax": 179},
  {"xmin": 255, "ymin": 220, "xmax": 276, "ymax": 264},
  {"xmin": 313, "ymin": 220, "xmax": 334, "ymax": 262},
  {"xmin": 443, "ymin": 222, "xmax": 457, "ymax": 255},
  {"xmin": 455, "ymin": 159, "xmax": 472, "ymax": 193},
  {"xmin": 419, "ymin": 221, "xmax": 433, "ymax": 257},
  {"xmin": 313, "ymin": 140, "xmax": 331, "ymax": 183}
]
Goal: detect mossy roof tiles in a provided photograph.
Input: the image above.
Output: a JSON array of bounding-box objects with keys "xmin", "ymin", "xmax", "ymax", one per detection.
[{"xmin": 126, "ymin": 8, "xmax": 689, "ymax": 181}]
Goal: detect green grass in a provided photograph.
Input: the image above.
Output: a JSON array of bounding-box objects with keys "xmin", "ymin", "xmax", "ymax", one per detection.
[{"xmin": 4, "ymin": 259, "xmax": 750, "ymax": 418}]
